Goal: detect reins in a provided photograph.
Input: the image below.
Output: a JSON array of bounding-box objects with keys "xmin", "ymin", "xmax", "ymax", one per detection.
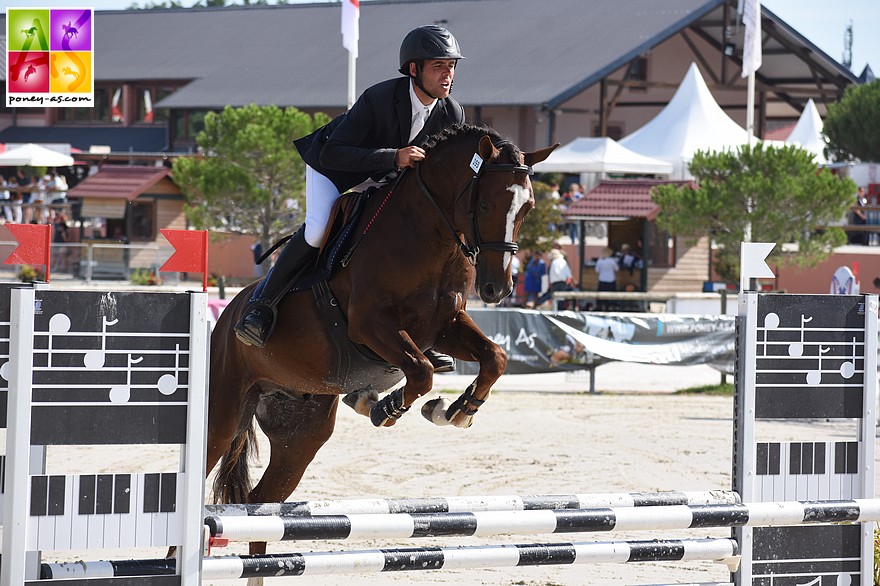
[{"xmin": 415, "ymin": 138, "xmax": 531, "ymax": 265}]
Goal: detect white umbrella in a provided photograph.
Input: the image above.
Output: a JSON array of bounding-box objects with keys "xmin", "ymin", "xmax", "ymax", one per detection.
[
  {"xmin": 0, "ymin": 143, "xmax": 75, "ymax": 167},
  {"xmin": 533, "ymin": 137, "xmax": 673, "ymax": 175}
]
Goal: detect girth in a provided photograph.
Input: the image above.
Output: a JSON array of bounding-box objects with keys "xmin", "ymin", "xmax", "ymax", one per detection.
[{"xmin": 312, "ymin": 279, "xmax": 405, "ymax": 393}]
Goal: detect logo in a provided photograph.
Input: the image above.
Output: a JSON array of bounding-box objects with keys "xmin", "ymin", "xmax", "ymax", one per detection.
[{"xmin": 6, "ymin": 8, "xmax": 95, "ymax": 107}]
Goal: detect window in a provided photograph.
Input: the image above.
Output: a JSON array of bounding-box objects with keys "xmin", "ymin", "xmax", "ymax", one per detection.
[
  {"xmin": 625, "ymin": 57, "xmax": 648, "ymax": 81},
  {"xmin": 129, "ymin": 200, "xmax": 155, "ymax": 241},
  {"xmin": 625, "ymin": 56, "xmax": 649, "ymax": 93}
]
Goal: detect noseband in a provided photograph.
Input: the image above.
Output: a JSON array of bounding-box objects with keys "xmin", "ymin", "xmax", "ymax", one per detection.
[{"xmin": 415, "ymin": 139, "xmax": 532, "ymax": 265}]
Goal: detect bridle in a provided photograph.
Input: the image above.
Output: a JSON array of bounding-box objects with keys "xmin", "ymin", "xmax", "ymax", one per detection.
[{"xmin": 415, "ymin": 139, "xmax": 532, "ymax": 266}]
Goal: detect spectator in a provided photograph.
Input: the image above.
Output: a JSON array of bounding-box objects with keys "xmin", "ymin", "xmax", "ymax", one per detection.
[
  {"xmin": 500, "ymin": 253, "xmax": 521, "ymax": 307},
  {"xmin": 537, "ymin": 246, "xmax": 576, "ymax": 309},
  {"xmin": 0, "ymin": 174, "xmax": 12, "ymax": 222},
  {"xmin": 596, "ymin": 247, "xmax": 618, "ymax": 292},
  {"xmin": 850, "ymin": 187, "xmax": 868, "ymax": 245},
  {"xmin": 523, "ymin": 250, "xmax": 546, "ymax": 308},
  {"xmin": 616, "ymin": 243, "xmax": 643, "ymax": 276}
]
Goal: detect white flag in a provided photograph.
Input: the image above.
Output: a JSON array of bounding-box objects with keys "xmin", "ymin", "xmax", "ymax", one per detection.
[
  {"xmin": 341, "ymin": 0, "xmax": 359, "ymax": 58},
  {"xmin": 741, "ymin": 0, "xmax": 762, "ymax": 77},
  {"xmin": 740, "ymin": 242, "xmax": 775, "ymax": 292}
]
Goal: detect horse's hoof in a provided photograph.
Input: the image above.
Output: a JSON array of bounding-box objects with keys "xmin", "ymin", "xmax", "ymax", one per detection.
[
  {"xmin": 421, "ymin": 397, "xmax": 453, "ymax": 426},
  {"xmin": 342, "ymin": 389, "xmax": 379, "ymax": 417}
]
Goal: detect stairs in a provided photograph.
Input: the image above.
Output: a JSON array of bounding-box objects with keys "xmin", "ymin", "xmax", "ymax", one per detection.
[{"xmin": 647, "ymin": 236, "xmax": 710, "ymax": 294}]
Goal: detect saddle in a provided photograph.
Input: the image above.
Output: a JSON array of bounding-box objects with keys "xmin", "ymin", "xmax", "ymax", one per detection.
[{"xmin": 280, "ymin": 185, "xmax": 405, "ymax": 393}]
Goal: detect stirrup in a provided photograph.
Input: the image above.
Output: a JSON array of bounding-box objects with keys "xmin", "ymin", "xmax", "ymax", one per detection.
[{"xmin": 426, "ymin": 349, "xmax": 455, "ymax": 373}]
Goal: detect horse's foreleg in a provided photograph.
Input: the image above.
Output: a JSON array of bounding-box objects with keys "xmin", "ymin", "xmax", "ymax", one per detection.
[
  {"xmin": 422, "ymin": 311, "xmax": 506, "ymax": 428},
  {"xmin": 352, "ymin": 329, "xmax": 434, "ymax": 427}
]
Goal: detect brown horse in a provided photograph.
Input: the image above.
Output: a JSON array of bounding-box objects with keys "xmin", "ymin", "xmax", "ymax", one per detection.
[{"xmin": 207, "ymin": 124, "xmax": 557, "ymax": 555}]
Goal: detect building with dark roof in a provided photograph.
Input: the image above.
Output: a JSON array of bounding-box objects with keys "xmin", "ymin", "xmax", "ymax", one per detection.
[{"xmin": 0, "ymin": 0, "xmax": 863, "ymax": 154}]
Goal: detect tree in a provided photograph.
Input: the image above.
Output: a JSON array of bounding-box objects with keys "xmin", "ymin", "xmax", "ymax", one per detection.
[
  {"xmin": 652, "ymin": 143, "xmax": 856, "ymax": 283},
  {"xmin": 516, "ymin": 179, "xmax": 562, "ymax": 253},
  {"xmin": 823, "ymin": 79, "xmax": 880, "ymax": 163},
  {"xmin": 172, "ymin": 104, "xmax": 330, "ymax": 263}
]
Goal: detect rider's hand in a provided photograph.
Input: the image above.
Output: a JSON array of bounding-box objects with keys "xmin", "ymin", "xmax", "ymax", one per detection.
[{"xmin": 395, "ymin": 146, "xmax": 426, "ymax": 169}]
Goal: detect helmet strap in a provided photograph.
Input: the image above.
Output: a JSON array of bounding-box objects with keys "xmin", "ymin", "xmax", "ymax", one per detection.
[{"xmin": 411, "ymin": 61, "xmax": 440, "ymax": 101}]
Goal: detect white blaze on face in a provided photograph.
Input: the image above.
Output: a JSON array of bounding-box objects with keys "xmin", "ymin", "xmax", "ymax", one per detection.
[{"xmin": 504, "ymin": 183, "xmax": 531, "ymax": 269}]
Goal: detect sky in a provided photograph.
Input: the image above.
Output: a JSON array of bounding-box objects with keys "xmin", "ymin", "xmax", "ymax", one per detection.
[{"xmin": 5, "ymin": 0, "xmax": 878, "ymax": 74}]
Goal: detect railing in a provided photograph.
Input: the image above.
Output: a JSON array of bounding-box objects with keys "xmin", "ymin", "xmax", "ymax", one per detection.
[
  {"xmin": 0, "ymin": 241, "xmax": 180, "ymax": 285},
  {"xmin": 551, "ymin": 290, "xmax": 731, "ymax": 313}
]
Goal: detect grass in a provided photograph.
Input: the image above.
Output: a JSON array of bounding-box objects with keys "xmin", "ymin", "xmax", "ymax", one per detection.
[{"xmin": 673, "ymin": 382, "xmax": 734, "ymax": 396}]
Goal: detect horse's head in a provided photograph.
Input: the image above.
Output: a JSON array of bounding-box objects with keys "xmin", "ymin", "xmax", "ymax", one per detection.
[{"xmin": 418, "ymin": 126, "xmax": 558, "ymax": 303}]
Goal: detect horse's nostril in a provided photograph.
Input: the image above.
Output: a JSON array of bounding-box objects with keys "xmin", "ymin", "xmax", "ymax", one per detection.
[{"xmin": 482, "ymin": 283, "xmax": 496, "ymax": 299}]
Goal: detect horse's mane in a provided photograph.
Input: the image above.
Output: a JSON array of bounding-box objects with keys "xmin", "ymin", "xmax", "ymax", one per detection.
[{"xmin": 423, "ymin": 123, "xmax": 521, "ymax": 161}]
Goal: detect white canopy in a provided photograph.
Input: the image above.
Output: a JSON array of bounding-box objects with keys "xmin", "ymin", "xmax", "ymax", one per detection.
[
  {"xmin": 0, "ymin": 143, "xmax": 75, "ymax": 167},
  {"xmin": 785, "ymin": 98, "xmax": 827, "ymax": 164},
  {"xmin": 619, "ymin": 63, "xmax": 752, "ymax": 178},
  {"xmin": 533, "ymin": 137, "xmax": 673, "ymax": 175}
]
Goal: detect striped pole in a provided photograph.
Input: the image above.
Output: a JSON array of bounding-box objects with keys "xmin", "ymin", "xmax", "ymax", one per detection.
[
  {"xmin": 41, "ymin": 537, "xmax": 739, "ymax": 580},
  {"xmin": 204, "ymin": 489, "xmax": 740, "ymax": 517},
  {"xmin": 205, "ymin": 499, "xmax": 880, "ymax": 544}
]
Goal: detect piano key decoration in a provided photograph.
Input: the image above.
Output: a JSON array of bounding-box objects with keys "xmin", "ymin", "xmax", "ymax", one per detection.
[
  {"xmin": 2, "ymin": 289, "xmax": 208, "ymax": 585},
  {"xmin": 734, "ymin": 292, "xmax": 878, "ymax": 586}
]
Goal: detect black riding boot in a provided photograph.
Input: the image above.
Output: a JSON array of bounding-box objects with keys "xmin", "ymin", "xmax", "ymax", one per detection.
[{"xmin": 234, "ymin": 227, "xmax": 318, "ymax": 347}]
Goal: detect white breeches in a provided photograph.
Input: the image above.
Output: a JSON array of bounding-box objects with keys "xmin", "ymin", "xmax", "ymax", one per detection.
[{"xmin": 304, "ymin": 165, "xmax": 342, "ymax": 247}]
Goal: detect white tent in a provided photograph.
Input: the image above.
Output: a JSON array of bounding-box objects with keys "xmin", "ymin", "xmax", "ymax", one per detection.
[
  {"xmin": 533, "ymin": 137, "xmax": 673, "ymax": 175},
  {"xmin": 785, "ymin": 98, "xmax": 827, "ymax": 164},
  {"xmin": 0, "ymin": 143, "xmax": 75, "ymax": 167},
  {"xmin": 619, "ymin": 63, "xmax": 751, "ymax": 179}
]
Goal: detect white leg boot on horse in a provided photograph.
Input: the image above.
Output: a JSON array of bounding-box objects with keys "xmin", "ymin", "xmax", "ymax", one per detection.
[{"xmin": 234, "ymin": 226, "xmax": 318, "ymax": 348}]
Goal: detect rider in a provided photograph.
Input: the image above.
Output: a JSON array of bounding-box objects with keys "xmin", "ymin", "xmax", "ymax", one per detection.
[{"xmin": 234, "ymin": 24, "xmax": 466, "ymax": 372}]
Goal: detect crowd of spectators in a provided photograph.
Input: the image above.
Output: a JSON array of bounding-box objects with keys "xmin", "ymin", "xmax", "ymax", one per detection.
[{"xmin": 0, "ymin": 169, "xmax": 70, "ymax": 225}]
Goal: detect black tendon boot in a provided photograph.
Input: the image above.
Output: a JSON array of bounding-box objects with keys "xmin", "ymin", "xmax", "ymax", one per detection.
[{"xmin": 234, "ymin": 227, "xmax": 318, "ymax": 347}]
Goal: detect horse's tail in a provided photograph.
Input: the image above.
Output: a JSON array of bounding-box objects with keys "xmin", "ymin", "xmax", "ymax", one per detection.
[{"xmin": 211, "ymin": 420, "xmax": 258, "ymax": 504}]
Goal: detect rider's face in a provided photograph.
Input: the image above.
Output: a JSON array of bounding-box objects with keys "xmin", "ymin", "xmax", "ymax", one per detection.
[{"xmin": 412, "ymin": 59, "xmax": 456, "ymax": 103}]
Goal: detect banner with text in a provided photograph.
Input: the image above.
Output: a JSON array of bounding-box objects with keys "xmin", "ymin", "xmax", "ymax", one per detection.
[{"xmin": 455, "ymin": 309, "xmax": 735, "ymax": 375}]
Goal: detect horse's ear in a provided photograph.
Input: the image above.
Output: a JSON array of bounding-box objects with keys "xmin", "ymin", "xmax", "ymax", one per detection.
[
  {"xmin": 524, "ymin": 143, "xmax": 560, "ymax": 167},
  {"xmin": 478, "ymin": 135, "xmax": 499, "ymax": 161}
]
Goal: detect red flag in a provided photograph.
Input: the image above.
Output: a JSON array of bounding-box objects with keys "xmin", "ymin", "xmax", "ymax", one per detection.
[
  {"xmin": 160, "ymin": 229, "xmax": 208, "ymax": 291},
  {"xmin": 5, "ymin": 223, "xmax": 52, "ymax": 281}
]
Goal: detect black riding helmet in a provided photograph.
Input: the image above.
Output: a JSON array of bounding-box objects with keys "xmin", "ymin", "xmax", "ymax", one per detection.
[{"xmin": 398, "ymin": 25, "xmax": 464, "ymax": 98}]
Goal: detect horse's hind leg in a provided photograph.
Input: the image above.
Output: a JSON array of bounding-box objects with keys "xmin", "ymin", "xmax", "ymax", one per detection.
[{"xmin": 248, "ymin": 390, "xmax": 339, "ymax": 555}]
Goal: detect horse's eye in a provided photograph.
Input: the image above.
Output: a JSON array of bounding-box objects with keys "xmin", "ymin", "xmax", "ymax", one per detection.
[{"xmin": 479, "ymin": 201, "xmax": 489, "ymax": 211}]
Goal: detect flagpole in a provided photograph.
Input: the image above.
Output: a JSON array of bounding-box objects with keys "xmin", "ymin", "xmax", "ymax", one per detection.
[{"xmin": 348, "ymin": 51, "xmax": 356, "ymax": 110}]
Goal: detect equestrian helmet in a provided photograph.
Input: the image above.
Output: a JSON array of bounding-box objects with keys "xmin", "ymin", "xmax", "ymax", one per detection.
[{"xmin": 399, "ymin": 25, "xmax": 464, "ymax": 75}]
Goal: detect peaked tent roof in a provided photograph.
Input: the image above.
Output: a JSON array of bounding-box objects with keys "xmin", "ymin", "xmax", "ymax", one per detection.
[
  {"xmin": 619, "ymin": 63, "xmax": 751, "ymax": 178},
  {"xmin": 533, "ymin": 137, "xmax": 674, "ymax": 175},
  {"xmin": 0, "ymin": 0, "xmax": 848, "ymax": 112},
  {"xmin": 785, "ymin": 99, "xmax": 827, "ymax": 164}
]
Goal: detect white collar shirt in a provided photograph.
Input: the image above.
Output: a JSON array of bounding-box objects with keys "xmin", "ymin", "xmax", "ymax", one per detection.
[{"xmin": 408, "ymin": 80, "xmax": 437, "ymax": 143}]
